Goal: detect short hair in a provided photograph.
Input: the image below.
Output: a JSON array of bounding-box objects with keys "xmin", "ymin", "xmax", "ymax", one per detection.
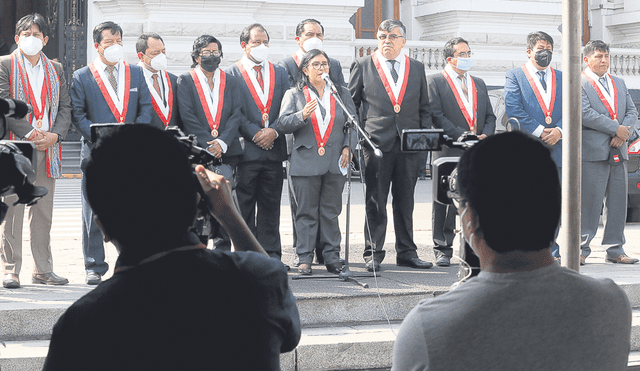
[
  {"xmin": 295, "ymin": 19, "xmax": 324, "ymax": 37},
  {"xmin": 583, "ymin": 39, "xmax": 610, "ymax": 58},
  {"xmin": 378, "ymin": 19, "xmax": 406, "ymax": 38},
  {"xmin": 240, "ymin": 23, "xmax": 270, "ymax": 45},
  {"xmin": 457, "ymin": 131, "xmax": 560, "ymax": 253},
  {"xmin": 296, "ymin": 49, "xmax": 332, "ymax": 93},
  {"xmin": 190, "ymin": 34, "xmax": 223, "ymax": 68},
  {"xmin": 93, "ymin": 21, "xmax": 123, "ymax": 45},
  {"xmin": 527, "ymin": 31, "xmax": 554, "ymax": 51},
  {"xmin": 443, "ymin": 37, "xmax": 469, "ymax": 60},
  {"xmin": 85, "ymin": 125, "xmax": 198, "ymax": 264},
  {"xmin": 136, "ymin": 33, "xmax": 165, "ymax": 54},
  {"xmin": 15, "ymin": 13, "xmax": 49, "ymax": 38}
]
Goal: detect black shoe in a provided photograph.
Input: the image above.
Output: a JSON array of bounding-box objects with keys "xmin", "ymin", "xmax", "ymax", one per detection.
[
  {"xmin": 365, "ymin": 260, "xmax": 381, "ymax": 272},
  {"xmin": 85, "ymin": 272, "xmax": 102, "ymax": 285},
  {"xmin": 435, "ymin": 255, "xmax": 451, "ymax": 267},
  {"xmin": 32, "ymin": 272, "xmax": 69, "ymax": 285},
  {"xmin": 326, "ymin": 262, "xmax": 344, "ymax": 274},
  {"xmin": 397, "ymin": 257, "xmax": 433, "ymax": 269}
]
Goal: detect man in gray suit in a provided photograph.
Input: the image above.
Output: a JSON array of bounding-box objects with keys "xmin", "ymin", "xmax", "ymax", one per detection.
[
  {"xmin": 581, "ymin": 39, "xmax": 638, "ymax": 264},
  {"xmin": 427, "ymin": 37, "xmax": 496, "ymax": 268}
]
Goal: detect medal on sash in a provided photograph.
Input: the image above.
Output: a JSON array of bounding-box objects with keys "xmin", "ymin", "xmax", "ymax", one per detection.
[
  {"xmin": 372, "ymin": 53, "xmax": 410, "ymax": 114},
  {"xmin": 237, "ymin": 61, "xmax": 275, "ymax": 127},
  {"xmin": 150, "ymin": 70, "xmax": 173, "ymax": 127},
  {"xmin": 190, "ymin": 68, "xmax": 226, "ymax": 138},
  {"xmin": 303, "ymin": 86, "xmax": 335, "ymax": 157},
  {"xmin": 89, "ymin": 61, "xmax": 131, "ymax": 123},
  {"xmin": 442, "ymin": 71, "xmax": 478, "ymax": 132},
  {"xmin": 521, "ymin": 65, "xmax": 556, "ymax": 126},
  {"xmin": 583, "ymin": 72, "xmax": 618, "ymax": 121},
  {"xmin": 16, "ymin": 55, "xmax": 52, "ymax": 129}
]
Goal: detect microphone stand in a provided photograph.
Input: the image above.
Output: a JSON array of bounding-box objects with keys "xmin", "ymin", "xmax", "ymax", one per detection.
[{"xmin": 292, "ymin": 76, "xmax": 382, "ymax": 288}]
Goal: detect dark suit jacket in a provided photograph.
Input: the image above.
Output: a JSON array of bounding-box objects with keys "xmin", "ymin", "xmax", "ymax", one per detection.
[
  {"xmin": 427, "ymin": 71, "xmax": 496, "ymax": 157},
  {"xmin": 505, "ymin": 65, "xmax": 563, "ymax": 166},
  {"xmin": 224, "ymin": 62, "xmax": 288, "ymax": 163},
  {"xmin": 0, "ymin": 53, "xmax": 71, "ymax": 140},
  {"xmin": 278, "ymin": 85, "xmax": 357, "ymax": 176},
  {"xmin": 147, "ymin": 70, "xmax": 182, "ymax": 130},
  {"xmin": 279, "ymin": 55, "xmax": 346, "ymax": 88},
  {"xmin": 70, "ymin": 62, "xmax": 152, "ymax": 142},
  {"xmin": 348, "ymin": 54, "xmax": 432, "ymax": 152},
  {"xmin": 177, "ymin": 69, "xmax": 243, "ymax": 158},
  {"xmin": 581, "ymin": 73, "xmax": 638, "ymax": 162}
]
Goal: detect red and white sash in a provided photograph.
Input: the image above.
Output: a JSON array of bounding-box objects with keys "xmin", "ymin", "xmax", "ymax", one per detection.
[
  {"xmin": 303, "ymin": 86, "xmax": 335, "ymax": 156},
  {"xmin": 150, "ymin": 70, "xmax": 173, "ymax": 127},
  {"xmin": 583, "ymin": 72, "xmax": 618, "ymax": 121},
  {"xmin": 521, "ymin": 65, "xmax": 556, "ymax": 125},
  {"xmin": 372, "ymin": 53, "xmax": 410, "ymax": 114},
  {"xmin": 237, "ymin": 61, "xmax": 275, "ymax": 127},
  {"xmin": 292, "ymin": 53, "xmax": 301, "ymax": 67},
  {"xmin": 442, "ymin": 71, "xmax": 477, "ymax": 132},
  {"xmin": 190, "ymin": 68, "xmax": 226, "ymax": 136},
  {"xmin": 89, "ymin": 61, "xmax": 131, "ymax": 123}
]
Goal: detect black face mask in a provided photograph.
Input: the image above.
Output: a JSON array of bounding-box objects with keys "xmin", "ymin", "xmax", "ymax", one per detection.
[
  {"xmin": 534, "ymin": 49, "xmax": 553, "ymax": 68},
  {"xmin": 200, "ymin": 55, "xmax": 221, "ymax": 72}
]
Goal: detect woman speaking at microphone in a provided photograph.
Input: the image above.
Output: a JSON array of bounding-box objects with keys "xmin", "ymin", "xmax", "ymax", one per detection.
[{"xmin": 278, "ymin": 50, "xmax": 356, "ymax": 275}]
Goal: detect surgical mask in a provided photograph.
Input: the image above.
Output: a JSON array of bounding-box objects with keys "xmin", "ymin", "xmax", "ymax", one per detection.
[
  {"xmin": 102, "ymin": 44, "xmax": 123, "ymax": 64},
  {"xmin": 200, "ymin": 55, "xmax": 221, "ymax": 72},
  {"xmin": 19, "ymin": 36, "xmax": 43, "ymax": 56},
  {"xmin": 455, "ymin": 57, "xmax": 473, "ymax": 71},
  {"xmin": 250, "ymin": 44, "xmax": 269, "ymax": 63},
  {"xmin": 302, "ymin": 37, "xmax": 323, "ymax": 52},
  {"xmin": 534, "ymin": 49, "xmax": 553, "ymax": 68},
  {"xmin": 148, "ymin": 53, "xmax": 168, "ymax": 71}
]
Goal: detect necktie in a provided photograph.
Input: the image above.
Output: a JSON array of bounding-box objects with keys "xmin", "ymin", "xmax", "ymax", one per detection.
[
  {"xmin": 599, "ymin": 76, "xmax": 610, "ymax": 95},
  {"xmin": 387, "ymin": 60, "xmax": 398, "ymax": 83},
  {"xmin": 254, "ymin": 65, "xmax": 264, "ymax": 91},
  {"xmin": 537, "ymin": 70, "xmax": 547, "ymax": 92},
  {"xmin": 458, "ymin": 74, "xmax": 468, "ymax": 100},
  {"xmin": 106, "ymin": 65, "xmax": 117, "ymax": 92},
  {"xmin": 152, "ymin": 73, "xmax": 162, "ymax": 96}
]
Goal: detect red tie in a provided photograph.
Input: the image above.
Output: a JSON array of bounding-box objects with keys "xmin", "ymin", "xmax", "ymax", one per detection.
[{"xmin": 254, "ymin": 65, "xmax": 264, "ymax": 91}]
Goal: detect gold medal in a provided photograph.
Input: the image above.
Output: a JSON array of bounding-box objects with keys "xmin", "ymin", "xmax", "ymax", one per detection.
[
  {"xmin": 394, "ymin": 104, "xmax": 401, "ymax": 113},
  {"xmin": 318, "ymin": 147, "xmax": 325, "ymax": 156},
  {"xmin": 614, "ymin": 114, "xmax": 617, "ymax": 120},
  {"xmin": 211, "ymin": 129, "xmax": 218, "ymax": 138},
  {"xmin": 36, "ymin": 119, "xmax": 42, "ymax": 128},
  {"xmin": 262, "ymin": 112, "xmax": 269, "ymax": 122},
  {"xmin": 545, "ymin": 116, "xmax": 552, "ymax": 124}
]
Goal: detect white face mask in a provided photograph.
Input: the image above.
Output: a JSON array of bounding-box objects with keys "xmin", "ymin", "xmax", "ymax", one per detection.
[
  {"xmin": 19, "ymin": 36, "xmax": 43, "ymax": 56},
  {"xmin": 455, "ymin": 57, "xmax": 473, "ymax": 71},
  {"xmin": 102, "ymin": 44, "xmax": 123, "ymax": 64},
  {"xmin": 149, "ymin": 53, "xmax": 168, "ymax": 71},
  {"xmin": 250, "ymin": 44, "xmax": 269, "ymax": 63},
  {"xmin": 302, "ymin": 37, "xmax": 323, "ymax": 53}
]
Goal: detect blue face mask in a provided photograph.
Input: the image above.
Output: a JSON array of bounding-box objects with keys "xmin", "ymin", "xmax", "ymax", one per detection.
[{"xmin": 455, "ymin": 57, "xmax": 473, "ymax": 71}]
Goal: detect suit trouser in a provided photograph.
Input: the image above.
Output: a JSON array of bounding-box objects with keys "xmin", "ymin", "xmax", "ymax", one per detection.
[
  {"xmin": 291, "ymin": 173, "xmax": 345, "ymax": 265},
  {"xmin": 581, "ymin": 160, "xmax": 627, "ymax": 258},
  {"xmin": 235, "ymin": 160, "xmax": 283, "ymax": 259},
  {"xmin": 363, "ymin": 138, "xmax": 420, "ymax": 263},
  {"xmin": 1, "ymin": 150, "xmax": 55, "ymax": 275},
  {"xmin": 432, "ymin": 201, "xmax": 456, "ymax": 258},
  {"xmin": 80, "ymin": 143, "xmax": 108, "ymax": 275}
]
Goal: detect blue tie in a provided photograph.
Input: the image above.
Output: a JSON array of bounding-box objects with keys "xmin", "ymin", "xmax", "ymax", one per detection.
[
  {"xmin": 537, "ymin": 70, "xmax": 547, "ymax": 92},
  {"xmin": 599, "ymin": 76, "xmax": 610, "ymax": 95}
]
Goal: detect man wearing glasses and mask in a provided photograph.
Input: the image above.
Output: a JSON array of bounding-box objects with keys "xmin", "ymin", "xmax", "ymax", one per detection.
[
  {"xmin": 70, "ymin": 21, "xmax": 152, "ymax": 285},
  {"xmin": 349, "ymin": 19, "xmax": 433, "ymax": 272},
  {"xmin": 136, "ymin": 33, "xmax": 181, "ymax": 129}
]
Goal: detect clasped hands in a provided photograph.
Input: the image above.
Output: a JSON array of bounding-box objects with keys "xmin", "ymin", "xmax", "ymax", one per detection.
[
  {"xmin": 611, "ymin": 125, "xmax": 630, "ymax": 148},
  {"xmin": 252, "ymin": 127, "xmax": 277, "ymax": 150},
  {"xmin": 540, "ymin": 127, "xmax": 561, "ymax": 146},
  {"xmin": 28, "ymin": 130, "xmax": 58, "ymax": 151}
]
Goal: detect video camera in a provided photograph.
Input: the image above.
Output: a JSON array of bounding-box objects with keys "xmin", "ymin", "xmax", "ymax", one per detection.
[
  {"xmin": 400, "ymin": 129, "xmax": 479, "ymax": 206},
  {"xmin": 0, "ymin": 98, "xmax": 47, "ymax": 225}
]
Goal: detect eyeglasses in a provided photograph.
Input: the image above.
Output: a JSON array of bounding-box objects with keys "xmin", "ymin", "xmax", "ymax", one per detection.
[
  {"xmin": 377, "ymin": 34, "xmax": 404, "ymax": 41},
  {"xmin": 446, "ymin": 190, "xmax": 466, "ymax": 210},
  {"xmin": 456, "ymin": 52, "xmax": 473, "ymax": 58},
  {"xmin": 200, "ymin": 50, "xmax": 222, "ymax": 57},
  {"xmin": 310, "ymin": 62, "xmax": 329, "ymax": 70}
]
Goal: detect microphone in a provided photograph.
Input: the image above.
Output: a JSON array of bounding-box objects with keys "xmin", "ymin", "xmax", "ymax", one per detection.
[
  {"xmin": 321, "ymin": 73, "xmax": 338, "ymax": 94},
  {"xmin": 0, "ymin": 98, "xmax": 32, "ymax": 119}
]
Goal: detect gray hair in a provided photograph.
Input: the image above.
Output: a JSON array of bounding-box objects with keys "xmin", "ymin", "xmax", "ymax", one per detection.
[{"xmin": 378, "ymin": 19, "xmax": 406, "ymax": 38}]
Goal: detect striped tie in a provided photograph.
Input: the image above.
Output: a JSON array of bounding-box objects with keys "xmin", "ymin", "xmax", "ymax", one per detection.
[
  {"xmin": 106, "ymin": 65, "xmax": 117, "ymax": 92},
  {"xmin": 387, "ymin": 60, "xmax": 398, "ymax": 83},
  {"xmin": 599, "ymin": 76, "xmax": 610, "ymax": 95}
]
